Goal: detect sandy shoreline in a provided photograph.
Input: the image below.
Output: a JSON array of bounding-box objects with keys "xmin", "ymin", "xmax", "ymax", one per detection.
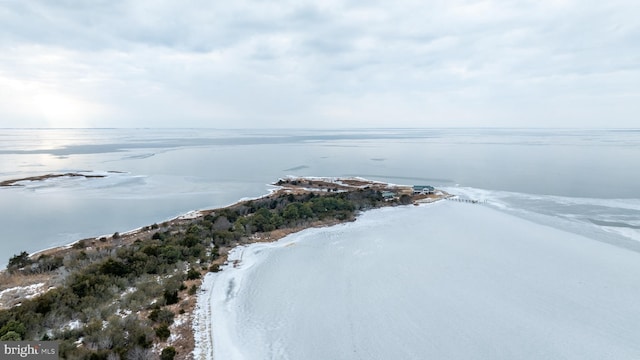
[{"xmin": 24, "ymin": 176, "xmax": 440, "ymax": 259}]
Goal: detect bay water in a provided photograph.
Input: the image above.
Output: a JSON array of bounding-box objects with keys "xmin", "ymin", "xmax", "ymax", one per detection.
[{"xmin": 1, "ymin": 128, "xmax": 639, "ymax": 265}]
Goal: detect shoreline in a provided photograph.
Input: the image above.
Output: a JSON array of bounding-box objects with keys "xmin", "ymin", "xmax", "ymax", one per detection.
[
  {"xmin": 24, "ymin": 176, "xmax": 437, "ymax": 260},
  {"xmin": 0, "ymin": 176, "xmax": 448, "ymax": 360}
]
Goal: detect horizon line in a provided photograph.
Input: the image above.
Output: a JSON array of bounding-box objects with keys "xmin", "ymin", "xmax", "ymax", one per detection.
[{"xmin": 2, "ymin": 127, "xmax": 639, "ymax": 131}]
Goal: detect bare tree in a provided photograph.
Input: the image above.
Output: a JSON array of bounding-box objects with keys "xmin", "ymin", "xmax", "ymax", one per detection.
[{"xmin": 126, "ymin": 346, "xmax": 156, "ymax": 360}]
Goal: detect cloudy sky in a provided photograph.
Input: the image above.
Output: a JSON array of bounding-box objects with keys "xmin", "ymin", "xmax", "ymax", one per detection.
[{"xmin": 0, "ymin": 0, "xmax": 638, "ymax": 128}]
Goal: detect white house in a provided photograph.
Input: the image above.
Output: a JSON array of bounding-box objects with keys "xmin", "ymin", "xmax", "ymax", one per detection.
[{"xmin": 413, "ymin": 185, "xmax": 434, "ymax": 195}]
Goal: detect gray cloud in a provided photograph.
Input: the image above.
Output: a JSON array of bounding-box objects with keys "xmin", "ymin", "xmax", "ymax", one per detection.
[{"xmin": 0, "ymin": 0, "xmax": 638, "ymax": 128}]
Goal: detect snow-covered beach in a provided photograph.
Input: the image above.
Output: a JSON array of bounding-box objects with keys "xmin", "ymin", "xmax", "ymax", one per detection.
[{"xmin": 195, "ymin": 200, "xmax": 640, "ymax": 360}]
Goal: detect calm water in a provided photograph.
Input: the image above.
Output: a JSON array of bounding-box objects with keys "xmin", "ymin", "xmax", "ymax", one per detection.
[{"xmin": 1, "ymin": 128, "xmax": 639, "ymax": 264}]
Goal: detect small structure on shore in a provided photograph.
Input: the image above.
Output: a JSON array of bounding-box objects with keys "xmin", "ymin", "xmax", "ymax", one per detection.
[
  {"xmin": 413, "ymin": 185, "xmax": 435, "ymax": 195},
  {"xmin": 381, "ymin": 191, "xmax": 397, "ymax": 201}
]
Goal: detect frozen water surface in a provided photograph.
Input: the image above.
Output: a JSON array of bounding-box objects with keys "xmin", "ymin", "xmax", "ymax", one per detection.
[
  {"xmin": 196, "ymin": 201, "xmax": 640, "ymax": 360},
  {"xmin": 2, "ymin": 129, "xmax": 640, "ymax": 263}
]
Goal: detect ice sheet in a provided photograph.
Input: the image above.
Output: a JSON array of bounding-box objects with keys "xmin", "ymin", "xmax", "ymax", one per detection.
[{"xmin": 195, "ymin": 201, "xmax": 640, "ymax": 360}]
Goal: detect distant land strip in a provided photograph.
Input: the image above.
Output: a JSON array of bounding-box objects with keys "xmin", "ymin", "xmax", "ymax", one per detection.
[{"xmin": 0, "ymin": 172, "xmax": 107, "ymax": 187}]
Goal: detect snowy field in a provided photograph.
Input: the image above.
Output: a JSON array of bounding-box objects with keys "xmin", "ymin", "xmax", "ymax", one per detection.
[{"xmin": 195, "ymin": 201, "xmax": 640, "ymax": 360}]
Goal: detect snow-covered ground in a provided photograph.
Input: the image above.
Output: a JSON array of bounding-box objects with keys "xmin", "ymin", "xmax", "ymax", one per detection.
[
  {"xmin": 0, "ymin": 282, "xmax": 47, "ymax": 308},
  {"xmin": 194, "ymin": 200, "xmax": 640, "ymax": 360}
]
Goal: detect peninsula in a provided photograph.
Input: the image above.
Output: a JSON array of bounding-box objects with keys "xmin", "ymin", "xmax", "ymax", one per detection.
[{"xmin": 0, "ymin": 177, "xmax": 447, "ymax": 360}]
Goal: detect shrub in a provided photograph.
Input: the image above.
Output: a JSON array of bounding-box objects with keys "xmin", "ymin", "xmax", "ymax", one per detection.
[
  {"xmin": 161, "ymin": 246, "xmax": 182, "ymax": 264},
  {"xmin": 186, "ymin": 267, "xmax": 201, "ymax": 280},
  {"xmin": 72, "ymin": 240, "xmax": 87, "ymax": 249},
  {"xmin": 163, "ymin": 290, "xmax": 179, "ymax": 305},
  {"xmin": 399, "ymin": 194, "xmax": 412, "ymax": 205},
  {"xmin": 0, "ymin": 320, "xmax": 27, "ymax": 339},
  {"xmin": 148, "ymin": 308, "xmax": 174, "ymax": 325},
  {"xmin": 7, "ymin": 251, "xmax": 31, "ymax": 272},
  {"xmin": 0, "ymin": 331, "xmax": 21, "ymax": 341},
  {"xmin": 160, "ymin": 346, "xmax": 177, "ymax": 360},
  {"xmin": 23, "ymin": 254, "xmax": 63, "ymax": 273},
  {"xmin": 126, "ymin": 346, "xmax": 152, "ymax": 360},
  {"xmin": 181, "ymin": 234, "xmax": 199, "ymax": 247},
  {"xmin": 188, "ymin": 285, "xmax": 197, "ymax": 295},
  {"xmin": 335, "ymin": 212, "xmax": 348, "ymax": 220},
  {"xmin": 155, "ymin": 324, "xmax": 170, "ymax": 341},
  {"xmin": 100, "ymin": 258, "xmax": 129, "ymax": 277}
]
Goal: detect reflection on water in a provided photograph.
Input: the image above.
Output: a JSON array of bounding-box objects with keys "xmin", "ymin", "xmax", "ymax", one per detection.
[{"xmin": 1, "ymin": 128, "xmax": 639, "ymax": 263}]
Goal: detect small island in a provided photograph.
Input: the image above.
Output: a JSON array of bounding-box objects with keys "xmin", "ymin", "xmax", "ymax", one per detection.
[
  {"xmin": 0, "ymin": 177, "xmax": 447, "ymax": 360},
  {"xmin": 0, "ymin": 172, "xmax": 109, "ymax": 187}
]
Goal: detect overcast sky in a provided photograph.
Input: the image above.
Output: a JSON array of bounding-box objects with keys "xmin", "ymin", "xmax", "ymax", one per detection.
[{"xmin": 0, "ymin": 0, "xmax": 638, "ymax": 128}]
